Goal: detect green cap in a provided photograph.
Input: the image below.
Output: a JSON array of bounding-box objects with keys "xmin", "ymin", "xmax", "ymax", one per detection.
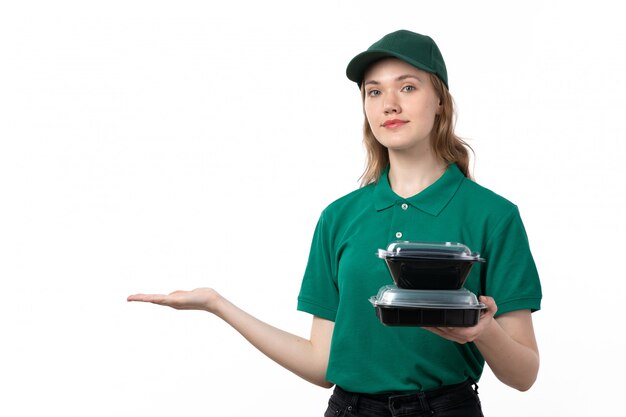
[{"xmin": 346, "ymin": 30, "xmax": 448, "ymax": 89}]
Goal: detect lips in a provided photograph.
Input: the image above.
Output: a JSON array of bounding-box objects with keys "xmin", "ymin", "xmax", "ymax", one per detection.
[{"xmin": 382, "ymin": 119, "xmax": 408, "ymax": 128}]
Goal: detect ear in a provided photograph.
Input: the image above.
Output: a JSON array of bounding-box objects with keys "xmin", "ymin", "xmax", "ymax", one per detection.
[{"xmin": 435, "ymin": 99, "xmax": 443, "ymax": 115}]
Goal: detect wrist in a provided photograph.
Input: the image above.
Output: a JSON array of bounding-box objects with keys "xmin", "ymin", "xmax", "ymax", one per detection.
[
  {"xmin": 209, "ymin": 291, "xmax": 228, "ymax": 316},
  {"xmin": 474, "ymin": 315, "xmax": 499, "ymax": 345}
]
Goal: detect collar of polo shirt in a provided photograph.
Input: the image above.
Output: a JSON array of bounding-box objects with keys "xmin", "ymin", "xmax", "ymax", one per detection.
[{"xmin": 373, "ymin": 163, "xmax": 465, "ymax": 215}]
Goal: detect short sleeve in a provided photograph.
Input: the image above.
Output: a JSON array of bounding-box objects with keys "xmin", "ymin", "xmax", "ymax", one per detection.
[
  {"xmin": 482, "ymin": 207, "xmax": 542, "ymax": 317},
  {"xmin": 297, "ymin": 211, "xmax": 339, "ymax": 321}
]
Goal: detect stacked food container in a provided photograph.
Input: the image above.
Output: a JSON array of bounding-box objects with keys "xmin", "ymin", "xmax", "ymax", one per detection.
[{"xmin": 370, "ymin": 241, "xmax": 486, "ymax": 327}]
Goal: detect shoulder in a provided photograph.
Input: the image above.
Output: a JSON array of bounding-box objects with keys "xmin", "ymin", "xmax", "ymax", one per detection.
[
  {"xmin": 452, "ymin": 178, "xmax": 526, "ymax": 238},
  {"xmin": 304, "ymin": 185, "xmax": 375, "ymax": 247},
  {"xmin": 322, "ymin": 184, "xmax": 375, "ymax": 217},
  {"xmin": 457, "ymin": 177, "xmax": 519, "ymax": 215}
]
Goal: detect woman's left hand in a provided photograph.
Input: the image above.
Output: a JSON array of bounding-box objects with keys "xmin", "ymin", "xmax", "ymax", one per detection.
[{"xmin": 423, "ymin": 296, "xmax": 497, "ymax": 344}]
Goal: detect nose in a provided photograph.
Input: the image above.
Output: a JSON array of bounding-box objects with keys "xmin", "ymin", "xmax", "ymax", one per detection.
[{"xmin": 383, "ymin": 93, "xmax": 400, "ymax": 114}]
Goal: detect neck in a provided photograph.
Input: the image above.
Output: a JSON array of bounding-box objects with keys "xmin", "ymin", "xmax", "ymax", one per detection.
[{"xmin": 387, "ymin": 150, "xmax": 448, "ymax": 198}]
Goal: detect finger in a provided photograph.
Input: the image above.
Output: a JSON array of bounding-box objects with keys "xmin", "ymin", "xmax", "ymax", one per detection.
[
  {"xmin": 422, "ymin": 326, "xmax": 441, "ymax": 334},
  {"xmin": 437, "ymin": 326, "xmax": 477, "ymax": 344},
  {"xmin": 479, "ymin": 295, "xmax": 498, "ymax": 316},
  {"xmin": 479, "ymin": 295, "xmax": 493, "ymax": 305},
  {"xmin": 424, "ymin": 326, "xmax": 452, "ymax": 336},
  {"xmin": 424, "ymin": 327, "xmax": 460, "ymax": 343},
  {"xmin": 127, "ymin": 294, "xmax": 168, "ymax": 304}
]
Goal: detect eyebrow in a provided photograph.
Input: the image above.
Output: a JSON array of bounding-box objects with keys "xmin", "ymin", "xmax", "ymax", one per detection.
[{"xmin": 364, "ymin": 74, "xmax": 423, "ymax": 86}]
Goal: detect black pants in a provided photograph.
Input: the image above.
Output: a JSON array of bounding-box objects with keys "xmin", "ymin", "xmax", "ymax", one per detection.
[{"xmin": 324, "ymin": 379, "xmax": 484, "ymax": 417}]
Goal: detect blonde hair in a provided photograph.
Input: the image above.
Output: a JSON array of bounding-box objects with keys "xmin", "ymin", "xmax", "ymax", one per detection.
[{"xmin": 359, "ymin": 73, "xmax": 473, "ymax": 186}]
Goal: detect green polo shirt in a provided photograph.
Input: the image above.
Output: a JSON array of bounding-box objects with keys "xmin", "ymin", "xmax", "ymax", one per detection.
[{"xmin": 297, "ymin": 163, "xmax": 542, "ymax": 393}]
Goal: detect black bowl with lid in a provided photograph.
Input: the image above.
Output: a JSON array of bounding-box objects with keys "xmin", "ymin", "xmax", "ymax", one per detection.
[
  {"xmin": 377, "ymin": 241, "xmax": 484, "ymax": 290},
  {"xmin": 369, "ymin": 285, "xmax": 486, "ymax": 327}
]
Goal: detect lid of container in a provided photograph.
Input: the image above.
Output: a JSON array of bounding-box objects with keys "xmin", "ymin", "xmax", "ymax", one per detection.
[
  {"xmin": 377, "ymin": 241, "xmax": 484, "ymax": 261},
  {"xmin": 369, "ymin": 285, "xmax": 486, "ymax": 309}
]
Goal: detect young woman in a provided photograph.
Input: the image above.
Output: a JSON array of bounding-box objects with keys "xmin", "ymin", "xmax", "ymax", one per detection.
[{"xmin": 128, "ymin": 30, "xmax": 542, "ymax": 417}]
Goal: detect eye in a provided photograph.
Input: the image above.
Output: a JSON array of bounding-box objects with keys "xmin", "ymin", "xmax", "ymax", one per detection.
[
  {"xmin": 401, "ymin": 85, "xmax": 416, "ymax": 92},
  {"xmin": 367, "ymin": 89, "xmax": 381, "ymax": 97}
]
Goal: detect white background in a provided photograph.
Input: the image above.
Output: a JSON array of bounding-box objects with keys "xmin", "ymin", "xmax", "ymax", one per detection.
[{"xmin": 1, "ymin": 1, "xmax": 624, "ymax": 416}]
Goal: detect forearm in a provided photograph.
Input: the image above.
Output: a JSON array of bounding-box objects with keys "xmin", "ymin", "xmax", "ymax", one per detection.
[
  {"xmin": 213, "ymin": 295, "xmax": 333, "ymax": 388},
  {"xmin": 474, "ymin": 315, "xmax": 539, "ymax": 391}
]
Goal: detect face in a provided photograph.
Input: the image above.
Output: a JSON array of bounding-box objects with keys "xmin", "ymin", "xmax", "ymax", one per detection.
[{"xmin": 362, "ymin": 58, "xmax": 442, "ymax": 155}]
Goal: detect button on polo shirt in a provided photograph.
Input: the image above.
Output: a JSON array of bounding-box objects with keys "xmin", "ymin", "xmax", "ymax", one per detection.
[{"xmin": 297, "ymin": 164, "xmax": 542, "ymax": 394}]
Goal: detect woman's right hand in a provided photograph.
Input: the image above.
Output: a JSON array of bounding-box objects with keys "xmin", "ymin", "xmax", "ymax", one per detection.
[
  {"xmin": 128, "ymin": 287, "xmax": 334, "ymax": 388},
  {"xmin": 127, "ymin": 288, "xmax": 222, "ymax": 313}
]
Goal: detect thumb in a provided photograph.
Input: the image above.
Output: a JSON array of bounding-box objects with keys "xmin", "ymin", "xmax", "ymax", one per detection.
[{"xmin": 479, "ymin": 295, "xmax": 498, "ymax": 316}]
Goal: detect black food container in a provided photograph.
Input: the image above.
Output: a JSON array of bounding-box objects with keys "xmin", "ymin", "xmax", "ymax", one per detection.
[
  {"xmin": 369, "ymin": 285, "xmax": 486, "ymax": 327},
  {"xmin": 377, "ymin": 241, "xmax": 484, "ymax": 290}
]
